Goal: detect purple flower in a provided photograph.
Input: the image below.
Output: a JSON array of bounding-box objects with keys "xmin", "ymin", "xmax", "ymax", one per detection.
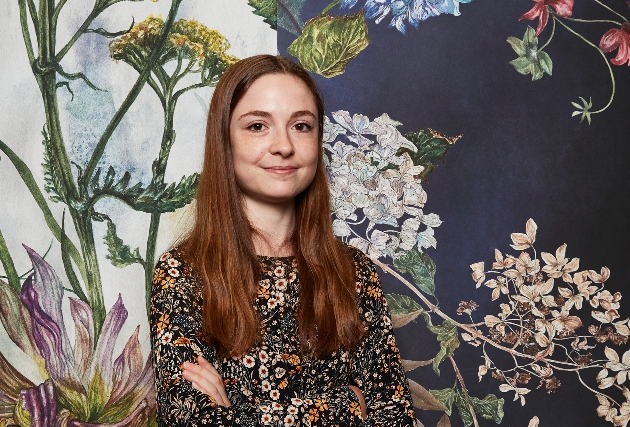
[{"xmin": 0, "ymin": 246, "xmax": 155, "ymax": 425}]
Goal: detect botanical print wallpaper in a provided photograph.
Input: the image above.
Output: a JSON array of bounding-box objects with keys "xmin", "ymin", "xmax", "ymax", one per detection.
[
  {"xmin": 278, "ymin": 0, "xmax": 630, "ymax": 426},
  {"xmin": 1, "ymin": 0, "xmax": 630, "ymax": 426},
  {"xmin": 0, "ymin": 0, "xmax": 274, "ymax": 425}
]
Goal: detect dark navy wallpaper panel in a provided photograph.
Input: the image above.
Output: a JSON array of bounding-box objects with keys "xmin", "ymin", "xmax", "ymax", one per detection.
[{"xmin": 281, "ymin": 0, "xmax": 630, "ymax": 425}]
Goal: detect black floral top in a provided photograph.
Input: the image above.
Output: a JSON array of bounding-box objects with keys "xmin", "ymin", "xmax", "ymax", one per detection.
[{"xmin": 150, "ymin": 245, "xmax": 416, "ymax": 427}]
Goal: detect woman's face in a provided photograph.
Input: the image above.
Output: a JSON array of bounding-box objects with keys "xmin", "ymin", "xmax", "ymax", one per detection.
[{"xmin": 229, "ymin": 73, "xmax": 319, "ymax": 209}]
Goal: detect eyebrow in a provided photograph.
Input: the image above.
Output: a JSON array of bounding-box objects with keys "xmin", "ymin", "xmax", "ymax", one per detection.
[{"xmin": 236, "ymin": 110, "xmax": 317, "ymax": 121}]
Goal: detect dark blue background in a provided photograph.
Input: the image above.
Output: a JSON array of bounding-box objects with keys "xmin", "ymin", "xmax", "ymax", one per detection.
[{"xmin": 280, "ymin": 1, "xmax": 630, "ymax": 425}]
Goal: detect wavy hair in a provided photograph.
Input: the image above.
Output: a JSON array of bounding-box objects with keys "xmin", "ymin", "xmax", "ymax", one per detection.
[{"xmin": 181, "ymin": 55, "xmax": 365, "ymax": 359}]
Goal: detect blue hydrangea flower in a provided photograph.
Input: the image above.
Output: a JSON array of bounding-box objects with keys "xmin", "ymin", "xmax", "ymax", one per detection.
[{"xmin": 341, "ymin": 0, "xmax": 470, "ymax": 33}]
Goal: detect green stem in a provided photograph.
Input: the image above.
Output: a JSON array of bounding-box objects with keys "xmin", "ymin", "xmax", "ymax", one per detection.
[
  {"xmin": 145, "ymin": 213, "xmax": 160, "ymax": 312},
  {"xmin": 55, "ymin": 8, "xmax": 100, "ymax": 61},
  {"xmin": 450, "ymin": 357, "xmax": 479, "ymax": 427},
  {"xmin": 18, "ymin": 0, "xmax": 36, "ymax": 65},
  {"xmin": 81, "ymin": 0, "xmax": 184, "ymax": 186},
  {"xmin": 318, "ymin": 0, "xmax": 342, "ymax": 17},
  {"xmin": 0, "ymin": 139, "xmax": 88, "ymax": 284},
  {"xmin": 540, "ymin": 17, "xmax": 555, "ymax": 50},
  {"xmin": 73, "ymin": 211, "xmax": 105, "ymax": 340},
  {"xmin": 0, "ymin": 228, "xmax": 21, "ymax": 294},
  {"xmin": 592, "ymin": 0, "xmax": 628, "ymax": 22},
  {"xmin": 553, "ymin": 16, "xmax": 616, "ymax": 114},
  {"xmin": 144, "ymin": 102, "xmax": 176, "ymax": 311},
  {"xmin": 562, "ymin": 16, "xmax": 623, "ymax": 26}
]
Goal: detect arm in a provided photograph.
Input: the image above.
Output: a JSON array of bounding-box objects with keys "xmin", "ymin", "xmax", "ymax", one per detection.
[
  {"xmin": 150, "ymin": 251, "xmax": 365, "ymax": 426},
  {"xmin": 347, "ymin": 248, "xmax": 417, "ymax": 427}
]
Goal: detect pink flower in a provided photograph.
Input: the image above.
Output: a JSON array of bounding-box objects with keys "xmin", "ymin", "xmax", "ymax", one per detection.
[
  {"xmin": 600, "ymin": 23, "xmax": 630, "ymax": 66},
  {"xmin": 519, "ymin": 0, "xmax": 575, "ymax": 36}
]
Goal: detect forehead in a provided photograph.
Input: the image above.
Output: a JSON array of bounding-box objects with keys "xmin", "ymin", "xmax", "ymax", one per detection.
[{"xmin": 233, "ymin": 73, "xmax": 318, "ymax": 113}]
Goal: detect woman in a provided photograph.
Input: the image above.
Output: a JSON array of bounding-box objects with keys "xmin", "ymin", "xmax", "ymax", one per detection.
[{"xmin": 150, "ymin": 55, "xmax": 416, "ymax": 426}]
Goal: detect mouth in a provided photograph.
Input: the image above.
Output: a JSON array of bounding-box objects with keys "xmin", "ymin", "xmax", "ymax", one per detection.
[{"xmin": 264, "ymin": 166, "xmax": 298, "ymax": 175}]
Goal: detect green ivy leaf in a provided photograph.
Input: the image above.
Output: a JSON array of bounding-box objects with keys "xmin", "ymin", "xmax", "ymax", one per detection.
[
  {"xmin": 249, "ymin": 0, "xmax": 277, "ymax": 30},
  {"xmin": 507, "ymin": 26, "xmax": 552, "ymax": 81},
  {"xmin": 278, "ymin": 0, "xmax": 306, "ymax": 35},
  {"xmin": 432, "ymin": 388, "xmax": 504, "ymax": 427},
  {"xmin": 386, "ymin": 293, "xmax": 423, "ymax": 315},
  {"xmin": 422, "ymin": 313, "xmax": 459, "ymax": 375},
  {"xmin": 399, "ymin": 129, "xmax": 460, "ymax": 182},
  {"xmin": 385, "ymin": 293, "xmax": 424, "ymax": 328},
  {"xmin": 453, "ymin": 391, "xmax": 474, "ymax": 427},
  {"xmin": 287, "ymin": 10, "xmax": 369, "ymax": 78},
  {"xmin": 453, "ymin": 391, "xmax": 505, "ymax": 427},
  {"xmin": 469, "ymin": 394, "xmax": 504, "ymax": 425},
  {"xmin": 430, "ymin": 387, "xmax": 457, "ymax": 416},
  {"xmin": 393, "ymin": 248, "xmax": 436, "ymax": 296},
  {"xmin": 103, "ymin": 218, "xmax": 145, "ymax": 268}
]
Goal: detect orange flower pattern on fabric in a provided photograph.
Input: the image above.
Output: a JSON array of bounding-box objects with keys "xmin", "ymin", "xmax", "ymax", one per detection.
[{"xmin": 150, "ymin": 246, "xmax": 415, "ymax": 426}]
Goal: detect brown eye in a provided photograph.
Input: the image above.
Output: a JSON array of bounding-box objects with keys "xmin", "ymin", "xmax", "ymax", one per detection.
[
  {"xmin": 294, "ymin": 122, "xmax": 312, "ymax": 132},
  {"xmin": 248, "ymin": 123, "xmax": 266, "ymax": 131}
]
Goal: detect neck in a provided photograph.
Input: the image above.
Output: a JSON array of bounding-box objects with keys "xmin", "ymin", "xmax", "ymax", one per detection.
[{"xmin": 244, "ymin": 198, "xmax": 296, "ymax": 257}]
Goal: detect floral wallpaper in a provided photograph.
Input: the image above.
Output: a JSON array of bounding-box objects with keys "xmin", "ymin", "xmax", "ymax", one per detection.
[
  {"xmin": 1, "ymin": 0, "xmax": 630, "ymax": 426},
  {"xmin": 278, "ymin": 0, "xmax": 630, "ymax": 426},
  {"xmin": 0, "ymin": 0, "xmax": 274, "ymax": 425}
]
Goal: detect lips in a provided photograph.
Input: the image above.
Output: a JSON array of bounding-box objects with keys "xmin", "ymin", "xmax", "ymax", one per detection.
[{"xmin": 264, "ymin": 166, "xmax": 298, "ymax": 175}]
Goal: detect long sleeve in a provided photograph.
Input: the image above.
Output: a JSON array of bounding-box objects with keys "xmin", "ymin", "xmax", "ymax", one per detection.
[
  {"xmin": 150, "ymin": 251, "xmax": 366, "ymax": 427},
  {"xmin": 345, "ymin": 247, "xmax": 417, "ymax": 427}
]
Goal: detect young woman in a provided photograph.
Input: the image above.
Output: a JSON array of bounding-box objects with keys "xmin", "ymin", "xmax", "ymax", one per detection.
[{"xmin": 150, "ymin": 55, "xmax": 416, "ymax": 426}]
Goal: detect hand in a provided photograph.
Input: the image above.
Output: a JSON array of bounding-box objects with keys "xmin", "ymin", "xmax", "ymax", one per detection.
[
  {"xmin": 182, "ymin": 355, "xmax": 231, "ymax": 407},
  {"xmin": 348, "ymin": 385, "xmax": 367, "ymax": 420}
]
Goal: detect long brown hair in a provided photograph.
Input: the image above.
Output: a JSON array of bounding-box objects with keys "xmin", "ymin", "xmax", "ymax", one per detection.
[{"xmin": 181, "ymin": 55, "xmax": 365, "ymax": 359}]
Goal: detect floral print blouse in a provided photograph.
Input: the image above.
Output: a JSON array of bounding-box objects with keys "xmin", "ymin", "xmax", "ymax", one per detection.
[{"xmin": 150, "ymin": 245, "xmax": 416, "ymax": 427}]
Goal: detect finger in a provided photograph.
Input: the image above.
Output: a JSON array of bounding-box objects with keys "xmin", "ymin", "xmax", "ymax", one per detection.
[
  {"xmin": 183, "ymin": 362, "xmax": 231, "ymax": 406},
  {"xmin": 197, "ymin": 356, "xmax": 231, "ymax": 406}
]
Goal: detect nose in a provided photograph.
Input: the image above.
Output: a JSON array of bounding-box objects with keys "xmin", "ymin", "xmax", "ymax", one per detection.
[{"xmin": 270, "ymin": 128, "xmax": 295, "ymax": 157}]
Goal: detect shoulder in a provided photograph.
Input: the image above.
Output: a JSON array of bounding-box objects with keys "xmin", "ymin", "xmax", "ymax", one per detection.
[
  {"xmin": 344, "ymin": 243, "xmax": 379, "ymax": 278},
  {"xmin": 152, "ymin": 248, "xmax": 201, "ymax": 298}
]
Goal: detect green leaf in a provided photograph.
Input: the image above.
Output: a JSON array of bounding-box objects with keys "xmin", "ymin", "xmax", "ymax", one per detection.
[
  {"xmin": 422, "ymin": 313, "xmax": 459, "ymax": 375},
  {"xmin": 531, "ymin": 62, "xmax": 543, "ymax": 81},
  {"xmin": 386, "ymin": 293, "xmax": 423, "ymax": 314},
  {"xmin": 136, "ymin": 173, "xmax": 200, "ymax": 213},
  {"xmin": 103, "ymin": 218, "xmax": 145, "ymax": 268},
  {"xmin": 430, "ymin": 387, "xmax": 457, "ymax": 415},
  {"xmin": 453, "ymin": 390, "xmax": 474, "ymax": 427},
  {"xmin": 393, "ymin": 248, "xmax": 436, "ymax": 296},
  {"xmin": 524, "ymin": 26, "xmax": 537, "ymax": 46},
  {"xmin": 452, "ymin": 391, "xmax": 504, "ymax": 427},
  {"xmin": 249, "ymin": 0, "xmax": 277, "ymax": 30},
  {"xmin": 278, "ymin": 0, "xmax": 306, "ymax": 35},
  {"xmin": 287, "ymin": 10, "xmax": 369, "ymax": 78},
  {"xmin": 399, "ymin": 129, "xmax": 460, "ymax": 182},
  {"xmin": 89, "ymin": 168, "xmax": 199, "ymax": 213},
  {"xmin": 408, "ymin": 379, "xmax": 447, "ymax": 411},
  {"xmin": 469, "ymin": 394, "xmax": 504, "ymax": 424},
  {"xmin": 385, "ymin": 293, "xmax": 424, "ymax": 328},
  {"xmin": 506, "ymin": 36, "xmax": 526, "ymax": 56},
  {"xmin": 509, "ymin": 57, "xmax": 531, "ymax": 74},
  {"xmin": 41, "ymin": 127, "xmax": 65, "ymax": 204},
  {"xmin": 538, "ymin": 51, "xmax": 552, "ymax": 75}
]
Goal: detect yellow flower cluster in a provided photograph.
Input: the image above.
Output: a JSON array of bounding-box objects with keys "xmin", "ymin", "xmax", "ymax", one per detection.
[{"xmin": 109, "ymin": 15, "xmax": 238, "ymax": 69}]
